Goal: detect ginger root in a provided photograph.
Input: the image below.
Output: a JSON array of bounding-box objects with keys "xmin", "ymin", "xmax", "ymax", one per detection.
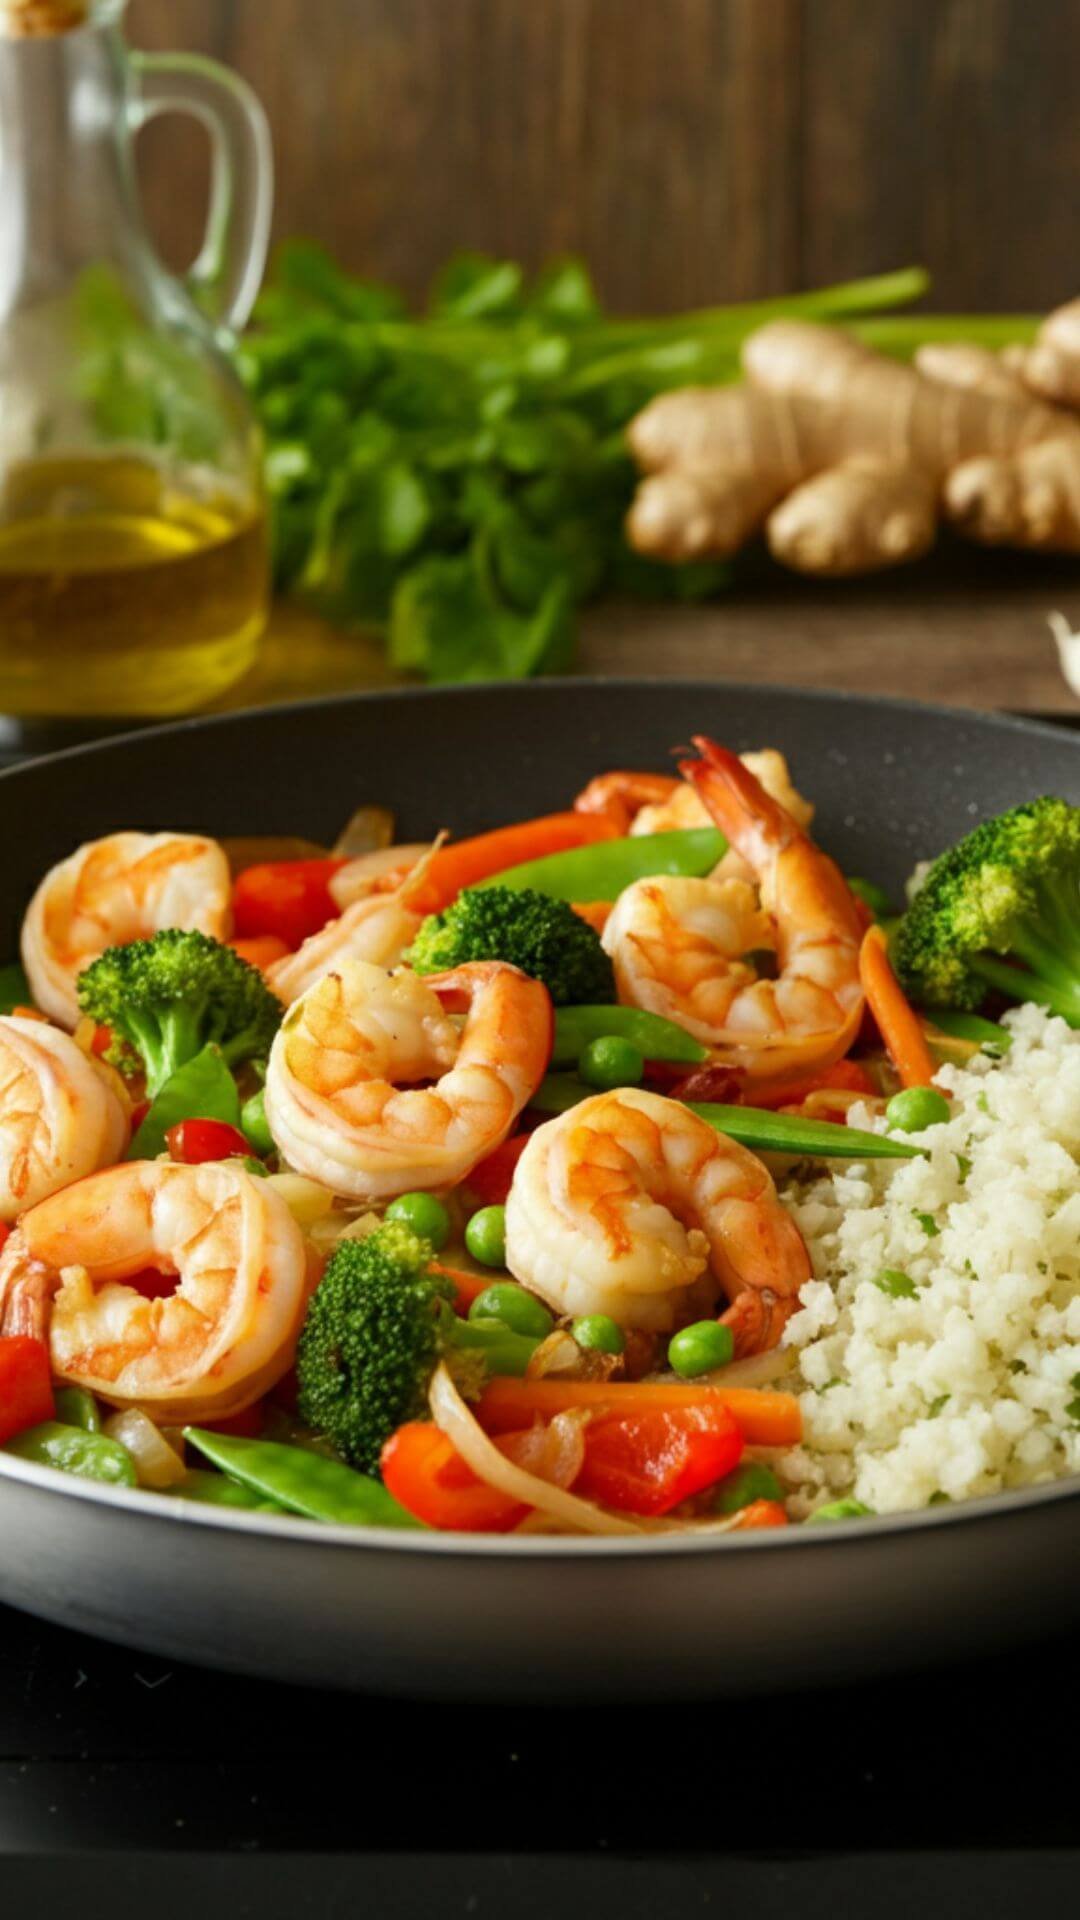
[{"xmin": 627, "ymin": 298, "xmax": 1080, "ymax": 577}]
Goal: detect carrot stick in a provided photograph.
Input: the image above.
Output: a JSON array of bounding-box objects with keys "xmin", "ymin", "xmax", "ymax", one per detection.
[
  {"xmin": 570, "ymin": 900, "xmax": 612, "ymax": 935},
  {"xmin": 429, "ymin": 1260, "xmax": 493, "ymax": 1312},
  {"xmin": 477, "ymin": 1378, "xmax": 802, "ymax": 1447},
  {"xmin": 859, "ymin": 924, "xmax": 938, "ymax": 1089},
  {"xmin": 410, "ymin": 813, "xmax": 617, "ymax": 915}
]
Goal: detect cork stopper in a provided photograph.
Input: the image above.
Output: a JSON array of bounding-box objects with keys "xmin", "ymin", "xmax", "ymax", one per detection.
[{"xmin": 0, "ymin": 0, "xmax": 90, "ymax": 34}]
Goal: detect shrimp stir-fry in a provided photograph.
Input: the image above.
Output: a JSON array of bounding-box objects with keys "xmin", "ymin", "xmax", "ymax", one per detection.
[
  {"xmin": 0, "ymin": 1016, "xmax": 128, "ymax": 1219},
  {"xmin": 0, "ymin": 1160, "xmax": 307, "ymax": 1420},
  {"xmin": 505, "ymin": 1087, "xmax": 811, "ymax": 1353},
  {"xmin": 265, "ymin": 958, "xmax": 552, "ymax": 1199},
  {"xmin": 603, "ymin": 740, "xmax": 864, "ymax": 1080},
  {"xmin": 22, "ymin": 831, "xmax": 232, "ymax": 1026}
]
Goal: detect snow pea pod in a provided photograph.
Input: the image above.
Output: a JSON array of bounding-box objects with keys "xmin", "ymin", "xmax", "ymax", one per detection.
[
  {"xmin": 552, "ymin": 1004, "xmax": 708, "ymax": 1067},
  {"xmin": 476, "ymin": 827, "xmax": 726, "ymax": 902},
  {"xmin": 4, "ymin": 1420, "xmax": 137, "ymax": 1485},
  {"xmin": 923, "ymin": 1008, "xmax": 1011, "ymax": 1054},
  {"xmin": 165, "ymin": 1469, "xmax": 287, "ymax": 1514},
  {"xmin": 184, "ymin": 1429, "xmax": 425, "ymax": 1528},
  {"xmin": 52, "ymin": 1386, "xmax": 101, "ymax": 1432},
  {"xmin": 527, "ymin": 1074, "xmax": 919, "ymax": 1160}
]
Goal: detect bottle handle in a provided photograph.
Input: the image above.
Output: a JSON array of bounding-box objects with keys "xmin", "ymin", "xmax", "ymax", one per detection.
[{"xmin": 129, "ymin": 51, "xmax": 273, "ymax": 336}]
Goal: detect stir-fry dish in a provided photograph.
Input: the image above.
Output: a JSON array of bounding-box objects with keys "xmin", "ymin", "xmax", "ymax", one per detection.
[{"xmin": 1, "ymin": 739, "xmax": 1078, "ymax": 1537}]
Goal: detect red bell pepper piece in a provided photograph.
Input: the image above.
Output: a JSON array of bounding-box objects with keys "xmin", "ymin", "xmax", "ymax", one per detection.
[
  {"xmin": 574, "ymin": 1403, "xmax": 743, "ymax": 1516},
  {"xmin": 0, "ymin": 1336, "xmax": 55, "ymax": 1444},
  {"xmin": 228, "ymin": 934, "xmax": 291, "ymax": 971},
  {"xmin": 232, "ymin": 858, "xmax": 348, "ymax": 951},
  {"xmin": 380, "ymin": 1421, "xmax": 528, "ymax": 1532},
  {"xmin": 464, "ymin": 1133, "xmax": 529, "ymax": 1208},
  {"xmin": 166, "ymin": 1118, "xmax": 253, "ymax": 1165},
  {"xmin": 201, "ymin": 1399, "xmax": 265, "ymax": 1439}
]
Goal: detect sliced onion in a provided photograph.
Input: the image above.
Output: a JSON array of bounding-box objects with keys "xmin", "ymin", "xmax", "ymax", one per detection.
[
  {"xmin": 525, "ymin": 1329, "xmax": 621, "ymax": 1383},
  {"xmin": 690, "ymin": 1347, "xmax": 797, "ymax": 1391},
  {"xmin": 266, "ymin": 1172, "xmax": 337, "ymax": 1228},
  {"xmin": 331, "ymin": 806, "xmax": 396, "ymax": 860},
  {"xmin": 497, "ymin": 1410, "xmax": 589, "ymax": 1489},
  {"xmin": 428, "ymin": 1363, "xmax": 642, "ymax": 1536},
  {"xmin": 103, "ymin": 1409, "xmax": 186, "ymax": 1489},
  {"xmin": 330, "ymin": 843, "xmax": 430, "ymax": 909}
]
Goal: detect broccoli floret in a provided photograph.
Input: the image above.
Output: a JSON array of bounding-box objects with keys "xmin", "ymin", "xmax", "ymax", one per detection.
[
  {"xmin": 77, "ymin": 928, "xmax": 283, "ymax": 1096},
  {"xmin": 895, "ymin": 796, "xmax": 1080, "ymax": 1023},
  {"xmin": 295, "ymin": 1221, "xmax": 541, "ymax": 1473},
  {"xmin": 406, "ymin": 885, "xmax": 614, "ymax": 1005}
]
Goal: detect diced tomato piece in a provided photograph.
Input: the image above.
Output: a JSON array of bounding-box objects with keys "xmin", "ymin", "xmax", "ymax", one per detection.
[
  {"xmin": 0, "ymin": 1336, "xmax": 54, "ymax": 1443},
  {"xmin": 232, "ymin": 859, "xmax": 347, "ymax": 950},
  {"xmin": 90, "ymin": 1023, "xmax": 114, "ymax": 1057},
  {"xmin": 464, "ymin": 1133, "xmax": 529, "ymax": 1208},
  {"xmin": 575, "ymin": 1404, "xmax": 743, "ymax": 1517},
  {"xmin": 125, "ymin": 1266, "xmax": 178, "ymax": 1301},
  {"xmin": 201, "ymin": 1399, "xmax": 265, "ymax": 1439},
  {"xmin": 166, "ymin": 1118, "xmax": 252, "ymax": 1165},
  {"xmin": 380, "ymin": 1421, "xmax": 528, "ymax": 1532}
]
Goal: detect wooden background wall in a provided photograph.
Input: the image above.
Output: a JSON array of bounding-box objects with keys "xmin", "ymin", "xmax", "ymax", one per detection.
[{"xmin": 128, "ymin": 0, "xmax": 1080, "ymax": 315}]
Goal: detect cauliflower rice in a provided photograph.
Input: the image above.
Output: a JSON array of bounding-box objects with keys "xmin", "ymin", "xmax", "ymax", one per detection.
[{"xmin": 779, "ymin": 1003, "xmax": 1080, "ymax": 1517}]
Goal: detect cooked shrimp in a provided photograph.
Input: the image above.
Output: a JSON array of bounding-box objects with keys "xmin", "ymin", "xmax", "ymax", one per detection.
[
  {"xmin": 264, "ymin": 958, "xmax": 552, "ymax": 1201},
  {"xmin": 22, "ymin": 831, "xmax": 232, "ymax": 1027},
  {"xmin": 601, "ymin": 738, "xmax": 863, "ymax": 1080},
  {"xmin": 266, "ymin": 890, "xmax": 423, "ymax": 1006},
  {"xmin": 504, "ymin": 1086, "xmax": 810, "ymax": 1352},
  {"xmin": 0, "ymin": 1016, "xmax": 128, "ymax": 1219},
  {"xmin": 0, "ymin": 1159, "xmax": 307, "ymax": 1420},
  {"xmin": 574, "ymin": 750, "xmax": 814, "ymax": 889}
]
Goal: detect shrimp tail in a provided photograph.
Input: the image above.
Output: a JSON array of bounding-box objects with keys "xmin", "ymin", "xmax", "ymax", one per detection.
[
  {"xmin": 679, "ymin": 736, "xmax": 798, "ymax": 863},
  {"xmin": 719, "ymin": 1285, "xmax": 794, "ymax": 1359},
  {"xmin": 0, "ymin": 1240, "xmax": 58, "ymax": 1342}
]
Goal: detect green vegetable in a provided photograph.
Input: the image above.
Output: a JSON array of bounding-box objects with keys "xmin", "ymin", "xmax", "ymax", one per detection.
[
  {"xmin": 385, "ymin": 1191, "xmax": 451, "ymax": 1250},
  {"xmin": 479, "ymin": 827, "xmax": 725, "ymax": 902},
  {"xmin": 884, "ymin": 1086, "xmax": 950, "ymax": 1133},
  {"xmin": 806, "ymin": 1498, "xmax": 874, "ymax": 1524},
  {"xmin": 571, "ymin": 1314, "xmax": 625, "ymax": 1355},
  {"xmin": 78, "ymin": 929, "xmax": 282, "ymax": 1097},
  {"xmin": 240, "ymin": 1086, "xmax": 275, "ymax": 1156},
  {"xmin": 552, "ymin": 1004, "xmax": 707, "ymax": 1068},
  {"xmin": 238, "ymin": 245, "xmax": 937, "ymax": 682},
  {"xmin": 52, "ymin": 1387, "xmax": 101, "ymax": 1433},
  {"xmin": 295, "ymin": 1220, "xmax": 537, "ymax": 1472},
  {"xmin": 846, "ymin": 876, "xmax": 894, "ymax": 920},
  {"xmin": 667, "ymin": 1320, "xmax": 735, "ymax": 1377},
  {"xmin": 528, "ymin": 1076, "xmax": 921, "ymax": 1160},
  {"xmin": 407, "ymin": 886, "xmax": 613, "ymax": 1005},
  {"xmin": 872, "ymin": 1268, "xmax": 918, "ymax": 1299},
  {"xmin": 713, "ymin": 1461, "xmax": 783, "ymax": 1514},
  {"xmin": 238, "ymin": 1155, "xmax": 268, "ymax": 1178},
  {"xmin": 0, "ymin": 960, "xmax": 31, "ymax": 1014},
  {"xmin": 129, "ymin": 1044, "xmax": 242, "ymax": 1160},
  {"xmin": 923, "ymin": 1008, "xmax": 1012, "ymax": 1054},
  {"xmin": 184, "ymin": 1429, "xmax": 422, "ymax": 1527},
  {"xmin": 469, "ymin": 1282, "xmax": 553, "ymax": 1339},
  {"xmin": 579, "ymin": 1034, "xmax": 644, "ymax": 1090},
  {"xmin": 465, "ymin": 1204, "xmax": 508, "ymax": 1268},
  {"xmin": 4, "ymin": 1421, "xmax": 137, "ymax": 1486},
  {"xmin": 894, "ymin": 797, "xmax": 1080, "ymax": 1024},
  {"xmin": 166, "ymin": 1469, "xmax": 287, "ymax": 1512}
]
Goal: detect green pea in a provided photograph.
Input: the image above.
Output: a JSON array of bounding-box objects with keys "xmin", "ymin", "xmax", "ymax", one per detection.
[
  {"xmin": 240, "ymin": 1086, "xmax": 275, "ymax": 1157},
  {"xmin": 571, "ymin": 1314, "xmax": 625, "ymax": 1356},
  {"xmin": 713, "ymin": 1461, "xmax": 783, "ymax": 1514},
  {"xmin": 872, "ymin": 1268, "xmax": 918, "ymax": 1299},
  {"xmin": 667, "ymin": 1320, "xmax": 734, "ymax": 1378},
  {"xmin": 579, "ymin": 1035, "xmax": 645, "ymax": 1091},
  {"xmin": 806, "ymin": 1497, "xmax": 874, "ymax": 1524},
  {"xmin": 465, "ymin": 1204, "xmax": 507, "ymax": 1268},
  {"xmin": 885, "ymin": 1086, "xmax": 950, "ymax": 1134},
  {"xmin": 385, "ymin": 1190, "xmax": 451, "ymax": 1251},
  {"xmin": 469, "ymin": 1282, "xmax": 553, "ymax": 1339}
]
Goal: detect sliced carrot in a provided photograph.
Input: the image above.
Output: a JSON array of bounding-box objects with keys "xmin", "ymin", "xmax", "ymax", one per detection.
[
  {"xmin": 744, "ymin": 1057, "xmax": 876, "ymax": 1111},
  {"xmin": 228, "ymin": 934, "xmax": 291, "ymax": 971},
  {"xmin": 408, "ymin": 813, "xmax": 618, "ymax": 915},
  {"xmin": 429, "ymin": 1260, "xmax": 493, "ymax": 1313},
  {"xmin": 477, "ymin": 1378, "xmax": 801, "ymax": 1448},
  {"xmin": 859, "ymin": 925, "xmax": 937, "ymax": 1089},
  {"xmin": 570, "ymin": 900, "xmax": 612, "ymax": 935},
  {"xmin": 728, "ymin": 1498, "xmax": 789, "ymax": 1530}
]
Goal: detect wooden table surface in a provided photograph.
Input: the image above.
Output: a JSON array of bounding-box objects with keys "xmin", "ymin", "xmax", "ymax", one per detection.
[{"xmin": 226, "ymin": 546, "xmax": 1080, "ymax": 718}]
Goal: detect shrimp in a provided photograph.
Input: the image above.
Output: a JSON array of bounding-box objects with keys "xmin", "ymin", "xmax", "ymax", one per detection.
[
  {"xmin": 504, "ymin": 1086, "xmax": 810, "ymax": 1353},
  {"xmin": 22, "ymin": 831, "xmax": 232, "ymax": 1027},
  {"xmin": 264, "ymin": 958, "xmax": 552, "ymax": 1201},
  {"xmin": 0, "ymin": 1016, "xmax": 129, "ymax": 1219},
  {"xmin": 601, "ymin": 738, "xmax": 864, "ymax": 1081},
  {"xmin": 0, "ymin": 1159, "xmax": 308, "ymax": 1420},
  {"xmin": 574, "ymin": 749, "xmax": 814, "ymax": 887},
  {"xmin": 266, "ymin": 889, "xmax": 423, "ymax": 1006}
]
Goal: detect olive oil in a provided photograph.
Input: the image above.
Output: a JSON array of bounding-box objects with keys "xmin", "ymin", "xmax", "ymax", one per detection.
[{"xmin": 0, "ymin": 455, "xmax": 268, "ymax": 716}]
